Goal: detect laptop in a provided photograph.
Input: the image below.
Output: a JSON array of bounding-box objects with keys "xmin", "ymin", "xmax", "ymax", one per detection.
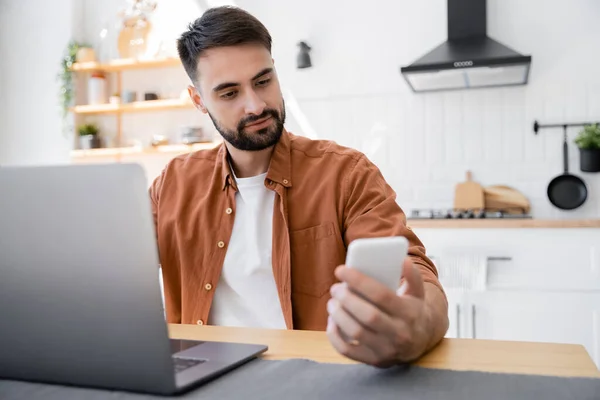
[{"xmin": 0, "ymin": 163, "xmax": 267, "ymax": 395}]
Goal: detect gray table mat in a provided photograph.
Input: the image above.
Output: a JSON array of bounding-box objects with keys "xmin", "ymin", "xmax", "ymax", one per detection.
[{"xmin": 1, "ymin": 358, "xmax": 599, "ymax": 400}]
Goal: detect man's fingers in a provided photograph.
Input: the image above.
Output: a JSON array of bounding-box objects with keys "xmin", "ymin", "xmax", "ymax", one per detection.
[
  {"xmin": 330, "ymin": 283, "xmax": 396, "ymax": 336},
  {"xmin": 401, "ymin": 259, "xmax": 425, "ymax": 299},
  {"xmin": 334, "ymin": 258, "xmax": 425, "ymax": 321},
  {"xmin": 326, "ymin": 319, "xmax": 382, "ymax": 366},
  {"xmin": 334, "ymin": 267, "xmax": 399, "ymax": 315},
  {"xmin": 336, "ymin": 258, "xmax": 425, "ymax": 301},
  {"xmin": 328, "ymin": 298, "xmax": 382, "ymax": 342},
  {"xmin": 328, "ymin": 297, "xmax": 404, "ymax": 364},
  {"xmin": 327, "ymin": 289, "xmax": 420, "ymax": 358}
]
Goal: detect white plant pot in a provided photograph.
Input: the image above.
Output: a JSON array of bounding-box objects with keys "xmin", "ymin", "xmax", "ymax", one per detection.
[{"xmin": 79, "ymin": 135, "xmax": 101, "ymax": 150}]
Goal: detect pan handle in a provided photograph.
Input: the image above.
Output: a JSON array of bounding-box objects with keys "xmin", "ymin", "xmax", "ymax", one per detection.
[{"xmin": 563, "ymin": 125, "xmax": 569, "ymax": 174}]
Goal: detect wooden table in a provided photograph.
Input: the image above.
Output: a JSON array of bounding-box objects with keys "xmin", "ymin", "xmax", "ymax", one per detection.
[{"xmin": 169, "ymin": 324, "xmax": 600, "ymax": 378}]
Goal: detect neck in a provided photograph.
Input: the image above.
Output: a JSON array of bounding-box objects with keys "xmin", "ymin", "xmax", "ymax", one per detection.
[{"xmin": 226, "ymin": 143, "xmax": 274, "ymax": 178}]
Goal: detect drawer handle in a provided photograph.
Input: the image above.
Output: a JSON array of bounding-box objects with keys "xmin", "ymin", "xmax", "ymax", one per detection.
[
  {"xmin": 472, "ymin": 304, "xmax": 476, "ymax": 339},
  {"xmin": 456, "ymin": 304, "xmax": 461, "ymax": 339}
]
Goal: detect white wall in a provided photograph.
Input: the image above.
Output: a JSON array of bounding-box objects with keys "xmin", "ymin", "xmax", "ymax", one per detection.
[{"xmin": 0, "ymin": 0, "xmax": 79, "ymax": 166}]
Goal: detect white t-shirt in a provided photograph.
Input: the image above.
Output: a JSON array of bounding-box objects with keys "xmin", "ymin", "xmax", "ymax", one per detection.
[{"xmin": 207, "ymin": 171, "xmax": 286, "ymax": 329}]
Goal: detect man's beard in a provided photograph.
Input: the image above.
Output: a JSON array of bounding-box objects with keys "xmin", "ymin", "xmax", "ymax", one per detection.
[{"xmin": 208, "ymin": 102, "xmax": 286, "ymax": 151}]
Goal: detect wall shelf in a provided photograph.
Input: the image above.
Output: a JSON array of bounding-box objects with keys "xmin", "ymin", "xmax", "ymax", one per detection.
[
  {"xmin": 69, "ymin": 57, "xmax": 182, "ymax": 73},
  {"xmin": 71, "ymin": 141, "xmax": 221, "ymax": 159},
  {"xmin": 70, "ymin": 56, "xmax": 195, "ymax": 149},
  {"xmin": 71, "ymin": 98, "xmax": 195, "ymax": 115}
]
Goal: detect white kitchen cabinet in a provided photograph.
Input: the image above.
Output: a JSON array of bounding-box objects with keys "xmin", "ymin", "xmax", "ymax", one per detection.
[
  {"xmin": 415, "ymin": 227, "xmax": 600, "ymax": 368},
  {"xmin": 446, "ymin": 290, "xmax": 600, "ymax": 368}
]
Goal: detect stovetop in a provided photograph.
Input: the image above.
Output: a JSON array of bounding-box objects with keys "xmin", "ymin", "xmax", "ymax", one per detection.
[{"xmin": 409, "ymin": 209, "xmax": 533, "ymax": 219}]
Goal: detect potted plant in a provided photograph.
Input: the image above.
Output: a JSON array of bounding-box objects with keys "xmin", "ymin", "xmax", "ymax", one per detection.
[
  {"xmin": 57, "ymin": 40, "xmax": 91, "ymax": 135},
  {"xmin": 78, "ymin": 123, "xmax": 102, "ymax": 150},
  {"xmin": 574, "ymin": 123, "xmax": 600, "ymax": 172}
]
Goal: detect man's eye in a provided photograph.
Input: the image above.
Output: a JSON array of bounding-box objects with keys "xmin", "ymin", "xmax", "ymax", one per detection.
[
  {"xmin": 220, "ymin": 91, "xmax": 237, "ymax": 99},
  {"xmin": 256, "ymin": 79, "xmax": 271, "ymax": 87}
]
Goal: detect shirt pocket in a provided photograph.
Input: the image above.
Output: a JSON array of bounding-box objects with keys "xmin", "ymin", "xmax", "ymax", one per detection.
[{"xmin": 290, "ymin": 221, "xmax": 342, "ymax": 298}]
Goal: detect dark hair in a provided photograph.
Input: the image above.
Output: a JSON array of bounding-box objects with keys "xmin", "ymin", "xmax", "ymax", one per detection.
[{"xmin": 177, "ymin": 6, "xmax": 272, "ymax": 84}]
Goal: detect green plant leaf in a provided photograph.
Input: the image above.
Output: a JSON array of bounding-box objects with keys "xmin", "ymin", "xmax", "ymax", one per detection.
[
  {"xmin": 58, "ymin": 40, "xmax": 92, "ymax": 136},
  {"xmin": 77, "ymin": 123, "xmax": 100, "ymax": 137},
  {"xmin": 574, "ymin": 123, "xmax": 600, "ymax": 149}
]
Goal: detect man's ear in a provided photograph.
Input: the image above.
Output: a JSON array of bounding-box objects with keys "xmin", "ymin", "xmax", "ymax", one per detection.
[{"xmin": 188, "ymin": 85, "xmax": 208, "ymax": 114}]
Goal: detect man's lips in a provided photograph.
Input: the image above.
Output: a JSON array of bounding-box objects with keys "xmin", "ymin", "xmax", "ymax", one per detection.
[{"xmin": 245, "ymin": 116, "xmax": 272, "ymax": 128}]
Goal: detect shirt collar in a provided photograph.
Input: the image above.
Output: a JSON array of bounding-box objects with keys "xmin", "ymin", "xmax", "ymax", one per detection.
[{"xmin": 220, "ymin": 129, "xmax": 293, "ymax": 191}]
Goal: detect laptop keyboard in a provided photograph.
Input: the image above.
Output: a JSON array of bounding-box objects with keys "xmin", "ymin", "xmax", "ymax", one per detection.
[{"xmin": 173, "ymin": 357, "xmax": 206, "ymax": 373}]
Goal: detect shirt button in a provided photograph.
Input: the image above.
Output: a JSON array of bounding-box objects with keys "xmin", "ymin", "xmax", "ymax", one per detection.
[
  {"xmin": 283, "ymin": 179, "xmax": 289, "ymax": 184},
  {"xmin": 217, "ymin": 241, "xmax": 225, "ymax": 248},
  {"xmin": 225, "ymin": 207, "xmax": 233, "ymax": 215},
  {"xmin": 196, "ymin": 319, "xmax": 204, "ymax": 325},
  {"xmin": 204, "ymin": 283, "xmax": 213, "ymax": 291}
]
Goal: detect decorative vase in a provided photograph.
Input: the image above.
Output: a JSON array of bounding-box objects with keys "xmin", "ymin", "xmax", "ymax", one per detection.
[{"xmin": 579, "ymin": 148, "xmax": 600, "ymax": 172}]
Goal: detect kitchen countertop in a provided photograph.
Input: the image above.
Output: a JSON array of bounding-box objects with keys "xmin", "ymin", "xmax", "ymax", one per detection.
[
  {"xmin": 168, "ymin": 324, "xmax": 600, "ymax": 378},
  {"xmin": 406, "ymin": 219, "xmax": 600, "ymax": 229}
]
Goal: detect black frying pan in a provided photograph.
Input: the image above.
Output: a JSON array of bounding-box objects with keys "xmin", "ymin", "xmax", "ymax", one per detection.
[{"xmin": 547, "ymin": 126, "xmax": 588, "ymax": 210}]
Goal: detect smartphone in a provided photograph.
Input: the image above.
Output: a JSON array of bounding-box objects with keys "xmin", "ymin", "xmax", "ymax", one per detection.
[{"xmin": 345, "ymin": 236, "xmax": 408, "ymax": 291}]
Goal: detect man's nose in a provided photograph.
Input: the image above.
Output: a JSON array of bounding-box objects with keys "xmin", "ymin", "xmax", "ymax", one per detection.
[{"xmin": 243, "ymin": 89, "xmax": 266, "ymax": 116}]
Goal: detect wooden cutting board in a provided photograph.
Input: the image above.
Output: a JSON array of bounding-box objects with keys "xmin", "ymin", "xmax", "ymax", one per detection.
[
  {"xmin": 484, "ymin": 185, "xmax": 531, "ymax": 214},
  {"xmin": 453, "ymin": 171, "xmax": 485, "ymax": 211}
]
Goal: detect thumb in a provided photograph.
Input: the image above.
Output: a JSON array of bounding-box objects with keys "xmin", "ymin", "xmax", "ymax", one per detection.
[{"xmin": 396, "ymin": 258, "xmax": 425, "ymax": 299}]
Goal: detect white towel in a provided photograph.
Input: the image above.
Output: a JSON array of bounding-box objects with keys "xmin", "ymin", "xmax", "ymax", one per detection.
[{"xmin": 435, "ymin": 254, "xmax": 488, "ymax": 291}]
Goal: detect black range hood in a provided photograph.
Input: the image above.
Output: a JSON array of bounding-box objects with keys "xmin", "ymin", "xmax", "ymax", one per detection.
[{"xmin": 400, "ymin": 0, "xmax": 532, "ymax": 93}]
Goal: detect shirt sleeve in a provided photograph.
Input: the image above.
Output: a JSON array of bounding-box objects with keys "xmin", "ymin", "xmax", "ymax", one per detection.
[
  {"xmin": 148, "ymin": 168, "xmax": 165, "ymax": 241},
  {"xmin": 342, "ymin": 154, "xmax": 445, "ymax": 295}
]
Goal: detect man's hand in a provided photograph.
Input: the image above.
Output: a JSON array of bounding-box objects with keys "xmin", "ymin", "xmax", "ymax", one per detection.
[{"xmin": 326, "ymin": 258, "xmax": 444, "ymax": 367}]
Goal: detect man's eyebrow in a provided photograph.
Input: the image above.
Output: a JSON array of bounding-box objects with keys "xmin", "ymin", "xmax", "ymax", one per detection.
[
  {"xmin": 251, "ymin": 67, "xmax": 273, "ymax": 81},
  {"xmin": 212, "ymin": 68, "xmax": 273, "ymax": 93},
  {"xmin": 212, "ymin": 82, "xmax": 238, "ymax": 93}
]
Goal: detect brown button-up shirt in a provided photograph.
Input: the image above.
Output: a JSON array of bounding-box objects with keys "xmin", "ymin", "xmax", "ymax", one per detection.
[{"xmin": 150, "ymin": 130, "xmax": 443, "ymax": 331}]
